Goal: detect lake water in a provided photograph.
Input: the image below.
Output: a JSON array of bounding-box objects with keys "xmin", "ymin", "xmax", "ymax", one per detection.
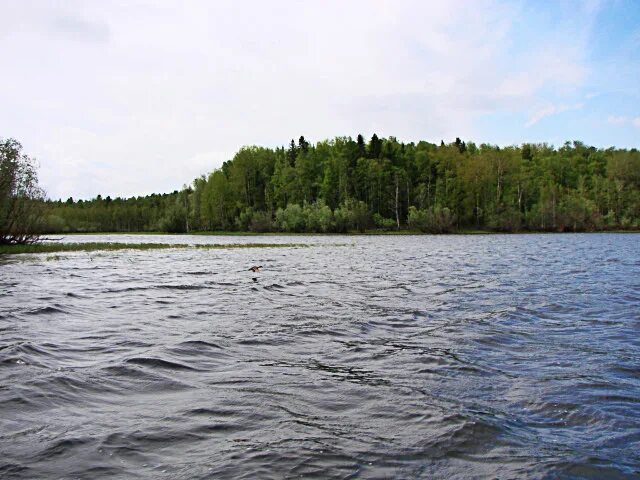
[{"xmin": 1, "ymin": 233, "xmax": 639, "ymax": 479}]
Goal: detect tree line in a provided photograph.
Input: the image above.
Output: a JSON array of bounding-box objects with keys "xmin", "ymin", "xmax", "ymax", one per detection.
[{"xmin": 31, "ymin": 134, "xmax": 640, "ymax": 234}]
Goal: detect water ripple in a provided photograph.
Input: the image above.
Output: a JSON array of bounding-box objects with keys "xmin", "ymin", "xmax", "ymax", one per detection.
[{"xmin": 1, "ymin": 233, "xmax": 639, "ymax": 478}]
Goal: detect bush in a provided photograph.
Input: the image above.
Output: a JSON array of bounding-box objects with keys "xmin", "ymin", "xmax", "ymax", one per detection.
[
  {"xmin": 302, "ymin": 200, "xmax": 333, "ymax": 232},
  {"xmin": 334, "ymin": 199, "xmax": 371, "ymax": 232},
  {"xmin": 249, "ymin": 211, "xmax": 273, "ymax": 232},
  {"xmin": 488, "ymin": 206, "xmax": 522, "ymax": 232},
  {"xmin": 604, "ymin": 210, "xmax": 617, "ymax": 228},
  {"xmin": 158, "ymin": 202, "xmax": 187, "ymax": 233},
  {"xmin": 41, "ymin": 214, "xmax": 68, "ymax": 233},
  {"xmin": 372, "ymin": 213, "xmax": 397, "ymax": 230},
  {"xmin": 557, "ymin": 195, "xmax": 601, "ymax": 231},
  {"xmin": 407, "ymin": 205, "xmax": 456, "ymax": 233},
  {"xmin": 235, "ymin": 207, "xmax": 254, "ymax": 231},
  {"xmin": 275, "ymin": 204, "xmax": 305, "ymax": 232}
]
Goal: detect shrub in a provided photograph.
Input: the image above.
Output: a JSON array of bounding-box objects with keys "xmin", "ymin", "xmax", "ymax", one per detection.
[
  {"xmin": 334, "ymin": 199, "xmax": 371, "ymax": 232},
  {"xmin": 373, "ymin": 213, "xmax": 396, "ymax": 230},
  {"xmin": 302, "ymin": 200, "xmax": 333, "ymax": 232},
  {"xmin": 407, "ymin": 205, "xmax": 456, "ymax": 233},
  {"xmin": 557, "ymin": 195, "xmax": 601, "ymax": 231},
  {"xmin": 158, "ymin": 202, "xmax": 187, "ymax": 233},
  {"xmin": 235, "ymin": 207, "xmax": 255, "ymax": 231},
  {"xmin": 249, "ymin": 211, "xmax": 273, "ymax": 232},
  {"xmin": 487, "ymin": 206, "xmax": 522, "ymax": 232},
  {"xmin": 275, "ymin": 204, "xmax": 305, "ymax": 232}
]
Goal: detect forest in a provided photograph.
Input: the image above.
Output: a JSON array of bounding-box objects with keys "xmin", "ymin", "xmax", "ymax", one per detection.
[{"xmin": 42, "ymin": 135, "xmax": 640, "ymax": 234}]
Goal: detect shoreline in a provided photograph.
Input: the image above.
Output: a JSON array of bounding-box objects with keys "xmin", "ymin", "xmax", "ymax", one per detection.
[{"xmin": 45, "ymin": 229, "xmax": 640, "ymax": 236}]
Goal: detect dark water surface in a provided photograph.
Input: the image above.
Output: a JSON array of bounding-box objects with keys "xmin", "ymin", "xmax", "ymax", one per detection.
[{"xmin": 1, "ymin": 234, "xmax": 639, "ymax": 479}]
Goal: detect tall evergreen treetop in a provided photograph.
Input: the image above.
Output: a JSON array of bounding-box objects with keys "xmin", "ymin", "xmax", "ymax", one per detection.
[
  {"xmin": 287, "ymin": 139, "xmax": 297, "ymax": 166},
  {"xmin": 368, "ymin": 134, "xmax": 382, "ymax": 159}
]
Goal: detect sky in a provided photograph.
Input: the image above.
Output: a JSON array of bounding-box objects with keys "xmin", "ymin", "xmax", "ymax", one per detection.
[{"xmin": 1, "ymin": 0, "xmax": 639, "ymax": 200}]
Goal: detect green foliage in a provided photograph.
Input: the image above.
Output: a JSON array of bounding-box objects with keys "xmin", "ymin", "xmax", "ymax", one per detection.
[
  {"xmin": 275, "ymin": 204, "xmax": 305, "ymax": 232},
  {"xmin": 373, "ymin": 213, "xmax": 396, "ymax": 230},
  {"xmin": 557, "ymin": 194, "xmax": 601, "ymax": 232},
  {"xmin": 235, "ymin": 207, "xmax": 255, "ymax": 231},
  {"xmin": 39, "ymin": 135, "xmax": 640, "ymax": 234},
  {"xmin": 235, "ymin": 207, "xmax": 274, "ymax": 232},
  {"xmin": 334, "ymin": 199, "xmax": 371, "ymax": 232},
  {"xmin": 43, "ymin": 214, "xmax": 68, "ymax": 233},
  {"xmin": 249, "ymin": 211, "xmax": 273, "ymax": 233},
  {"xmin": 407, "ymin": 206, "xmax": 456, "ymax": 233},
  {"xmin": 0, "ymin": 138, "xmax": 46, "ymax": 244},
  {"xmin": 158, "ymin": 199, "xmax": 188, "ymax": 233},
  {"xmin": 302, "ymin": 200, "xmax": 333, "ymax": 233},
  {"xmin": 487, "ymin": 206, "xmax": 522, "ymax": 232}
]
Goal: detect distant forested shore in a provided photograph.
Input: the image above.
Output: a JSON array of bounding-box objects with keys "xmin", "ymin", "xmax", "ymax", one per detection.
[{"xmin": 43, "ymin": 135, "xmax": 640, "ymax": 234}]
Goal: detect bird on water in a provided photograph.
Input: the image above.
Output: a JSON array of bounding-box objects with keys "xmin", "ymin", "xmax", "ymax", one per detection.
[{"xmin": 249, "ymin": 265, "xmax": 263, "ymax": 281}]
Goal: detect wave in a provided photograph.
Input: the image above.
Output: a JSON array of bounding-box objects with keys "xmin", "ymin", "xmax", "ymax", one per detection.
[
  {"xmin": 155, "ymin": 284, "xmax": 209, "ymax": 291},
  {"xmin": 25, "ymin": 305, "xmax": 68, "ymax": 315},
  {"xmin": 175, "ymin": 340, "xmax": 224, "ymax": 350},
  {"xmin": 37, "ymin": 437, "xmax": 92, "ymax": 460},
  {"xmin": 125, "ymin": 357, "xmax": 200, "ymax": 371},
  {"xmin": 1, "ymin": 233, "xmax": 639, "ymax": 478},
  {"xmin": 65, "ymin": 292, "xmax": 89, "ymax": 299}
]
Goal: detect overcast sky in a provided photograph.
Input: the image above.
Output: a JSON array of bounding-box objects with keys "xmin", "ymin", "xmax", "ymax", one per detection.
[{"xmin": 1, "ymin": 0, "xmax": 639, "ymax": 200}]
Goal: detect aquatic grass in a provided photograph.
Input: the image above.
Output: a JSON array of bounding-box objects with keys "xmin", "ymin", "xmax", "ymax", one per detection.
[
  {"xmin": 0, "ymin": 242, "xmax": 313, "ymax": 255},
  {"xmin": 0, "ymin": 242, "xmax": 186, "ymax": 255},
  {"xmin": 194, "ymin": 243, "xmax": 310, "ymax": 249}
]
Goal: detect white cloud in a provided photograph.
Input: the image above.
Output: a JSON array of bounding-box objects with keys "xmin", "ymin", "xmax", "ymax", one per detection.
[
  {"xmin": 49, "ymin": 14, "xmax": 110, "ymax": 43},
  {"xmin": 607, "ymin": 115, "xmax": 640, "ymax": 128},
  {"xmin": 607, "ymin": 115, "xmax": 629, "ymax": 125},
  {"xmin": 526, "ymin": 103, "xmax": 584, "ymax": 127}
]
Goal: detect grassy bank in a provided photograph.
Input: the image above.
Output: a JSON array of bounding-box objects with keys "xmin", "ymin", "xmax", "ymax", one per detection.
[
  {"xmin": 50, "ymin": 229, "xmax": 485, "ymax": 236},
  {"xmin": 0, "ymin": 242, "xmax": 310, "ymax": 255},
  {"xmin": 49, "ymin": 227, "xmax": 640, "ymax": 236}
]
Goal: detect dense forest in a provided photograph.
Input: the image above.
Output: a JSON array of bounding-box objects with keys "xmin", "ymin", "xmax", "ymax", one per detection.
[{"xmin": 43, "ymin": 135, "xmax": 640, "ymax": 234}]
